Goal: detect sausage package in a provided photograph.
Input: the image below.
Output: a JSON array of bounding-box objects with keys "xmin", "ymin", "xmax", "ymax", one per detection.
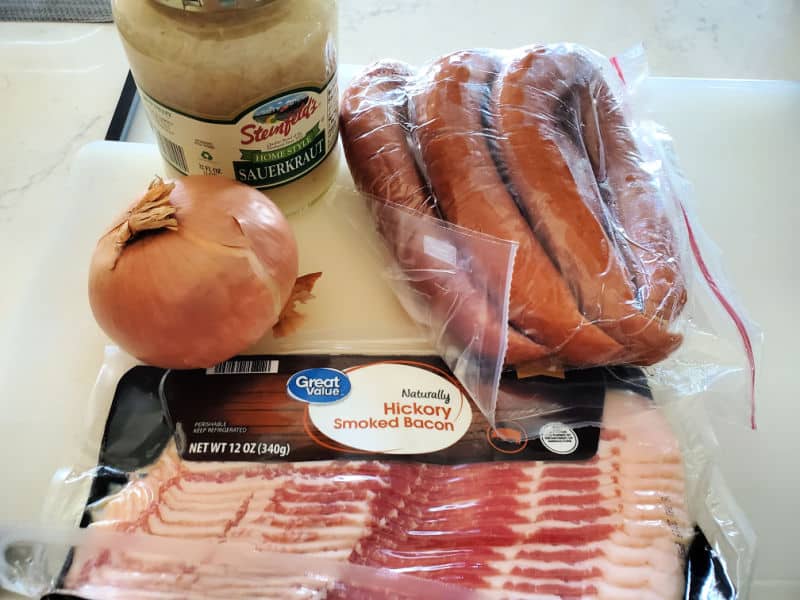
[
  {"xmin": 338, "ymin": 43, "xmax": 760, "ymax": 428},
  {"xmin": 2, "ymin": 346, "xmax": 752, "ymax": 599}
]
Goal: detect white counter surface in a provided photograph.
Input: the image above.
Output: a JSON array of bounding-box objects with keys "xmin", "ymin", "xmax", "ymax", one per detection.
[{"xmin": 1, "ymin": 2, "xmax": 799, "ymax": 598}]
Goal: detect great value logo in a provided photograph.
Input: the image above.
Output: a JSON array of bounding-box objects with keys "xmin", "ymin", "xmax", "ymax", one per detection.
[{"xmin": 287, "ymin": 368, "xmax": 351, "ymax": 404}]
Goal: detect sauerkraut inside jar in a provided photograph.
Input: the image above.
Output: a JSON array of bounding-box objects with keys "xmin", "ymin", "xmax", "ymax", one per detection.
[{"xmin": 113, "ymin": 0, "xmax": 339, "ymax": 215}]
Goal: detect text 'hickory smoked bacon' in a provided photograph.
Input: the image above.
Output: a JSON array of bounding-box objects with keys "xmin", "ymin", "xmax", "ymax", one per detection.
[
  {"xmin": 339, "ymin": 60, "xmax": 548, "ymax": 366},
  {"xmin": 66, "ymin": 391, "xmax": 693, "ymax": 599},
  {"xmin": 491, "ymin": 47, "xmax": 682, "ymax": 364},
  {"xmin": 411, "ymin": 50, "xmax": 622, "ymax": 366}
]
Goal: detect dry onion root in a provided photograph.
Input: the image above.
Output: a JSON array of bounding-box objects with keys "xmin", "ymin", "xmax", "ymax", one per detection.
[{"xmin": 89, "ymin": 175, "xmax": 319, "ymax": 369}]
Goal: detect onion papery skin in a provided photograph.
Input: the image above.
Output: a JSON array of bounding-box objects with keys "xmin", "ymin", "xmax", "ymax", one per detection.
[{"xmin": 89, "ymin": 176, "xmax": 298, "ymax": 369}]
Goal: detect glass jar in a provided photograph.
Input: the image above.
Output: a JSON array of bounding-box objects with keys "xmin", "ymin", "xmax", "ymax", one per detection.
[{"xmin": 112, "ymin": 0, "xmax": 339, "ymax": 215}]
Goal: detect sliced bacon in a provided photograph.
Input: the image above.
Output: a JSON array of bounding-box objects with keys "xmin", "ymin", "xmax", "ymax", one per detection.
[{"xmin": 67, "ymin": 393, "xmax": 691, "ymax": 599}]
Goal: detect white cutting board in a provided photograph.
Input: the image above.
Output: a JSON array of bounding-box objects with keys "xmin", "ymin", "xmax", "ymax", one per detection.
[
  {"xmin": 0, "ymin": 140, "xmax": 431, "ymax": 529},
  {"xmin": 23, "ymin": 140, "xmax": 433, "ymax": 353}
]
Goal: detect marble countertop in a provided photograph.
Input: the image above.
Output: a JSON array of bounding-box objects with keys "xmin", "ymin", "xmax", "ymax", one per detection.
[{"xmin": 1, "ymin": 2, "xmax": 798, "ymax": 599}]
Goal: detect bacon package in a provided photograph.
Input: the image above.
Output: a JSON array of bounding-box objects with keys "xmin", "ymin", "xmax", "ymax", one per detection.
[
  {"xmin": 339, "ymin": 44, "xmax": 759, "ymax": 427},
  {"xmin": 2, "ymin": 348, "xmax": 752, "ymax": 600},
  {"xmin": 64, "ymin": 393, "xmax": 692, "ymax": 599}
]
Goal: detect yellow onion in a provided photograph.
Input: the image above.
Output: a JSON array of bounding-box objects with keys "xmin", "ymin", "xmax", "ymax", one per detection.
[{"xmin": 89, "ymin": 176, "xmax": 298, "ymax": 369}]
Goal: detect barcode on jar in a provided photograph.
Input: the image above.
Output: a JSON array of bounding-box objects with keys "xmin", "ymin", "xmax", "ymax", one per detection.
[
  {"xmin": 206, "ymin": 359, "xmax": 280, "ymax": 375},
  {"xmin": 155, "ymin": 131, "xmax": 188, "ymax": 174}
]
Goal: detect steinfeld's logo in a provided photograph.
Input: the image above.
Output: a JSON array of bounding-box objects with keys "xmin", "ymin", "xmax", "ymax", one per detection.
[
  {"xmin": 241, "ymin": 93, "xmax": 319, "ymax": 144},
  {"xmin": 287, "ymin": 368, "xmax": 351, "ymax": 404}
]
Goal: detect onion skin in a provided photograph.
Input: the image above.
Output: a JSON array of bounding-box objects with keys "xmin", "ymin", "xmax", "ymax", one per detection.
[{"xmin": 89, "ymin": 176, "xmax": 298, "ymax": 369}]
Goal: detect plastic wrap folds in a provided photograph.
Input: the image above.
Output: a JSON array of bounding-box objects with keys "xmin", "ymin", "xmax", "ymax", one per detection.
[{"xmin": 362, "ymin": 201, "xmax": 517, "ymax": 422}]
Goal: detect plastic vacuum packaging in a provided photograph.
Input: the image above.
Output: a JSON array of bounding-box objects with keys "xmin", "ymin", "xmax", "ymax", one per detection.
[
  {"xmin": 339, "ymin": 44, "xmax": 761, "ymax": 428},
  {"xmin": 0, "ymin": 525, "xmax": 488, "ymax": 599},
  {"xmin": 1, "ymin": 345, "xmax": 753, "ymax": 599}
]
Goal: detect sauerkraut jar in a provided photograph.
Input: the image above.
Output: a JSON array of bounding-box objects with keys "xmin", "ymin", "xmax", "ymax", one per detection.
[{"xmin": 112, "ymin": 0, "xmax": 339, "ymax": 214}]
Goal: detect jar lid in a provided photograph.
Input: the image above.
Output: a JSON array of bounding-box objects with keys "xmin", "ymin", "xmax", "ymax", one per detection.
[{"xmin": 153, "ymin": 0, "xmax": 271, "ymax": 11}]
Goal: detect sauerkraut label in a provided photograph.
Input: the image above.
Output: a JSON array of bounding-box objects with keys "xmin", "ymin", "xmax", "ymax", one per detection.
[
  {"xmin": 139, "ymin": 73, "xmax": 338, "ymax": 189},
  {"xmin": 159, "ymin": 355, "xmax": 608, "ymax": 463},
  {"xmin": 307, "ymin": 363, "xmax": 471, "ymax": 454}
]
